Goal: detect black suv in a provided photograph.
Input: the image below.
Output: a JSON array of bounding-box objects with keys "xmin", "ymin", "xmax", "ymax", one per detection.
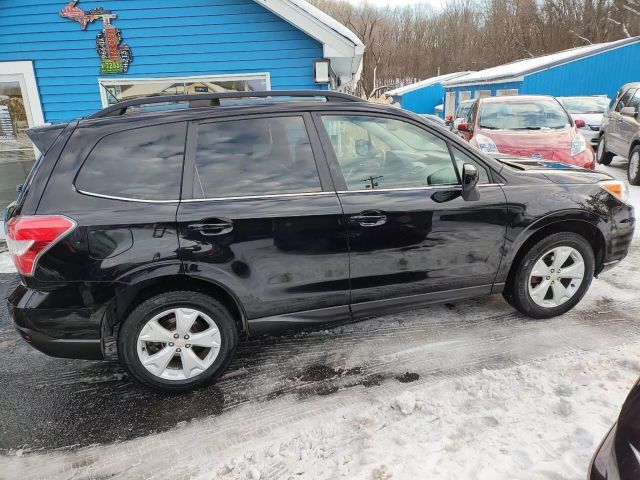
[{"xmin": 5, "ymin": 91, "xmax": 635, "ymax": 392}]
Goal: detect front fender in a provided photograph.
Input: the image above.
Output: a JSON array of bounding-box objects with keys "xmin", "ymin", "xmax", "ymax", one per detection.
[{"xmin": 495, "ymin": 208, "xmax": 607, "ymax": 287}]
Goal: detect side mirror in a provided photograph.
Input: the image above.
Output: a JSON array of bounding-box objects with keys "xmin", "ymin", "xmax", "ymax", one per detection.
[
  {"xmin": 620, "ymin": 106, "xmax": 638, "ymax": 117},
  {"xmin": 461, "ymin": 163, "xmax": 480, "ymax": 201},
  {"xmin": 574, "ymin": 119, "xmax": 586, "ymax": 128},
  {"xmin": 457, "ymin": 122, "xmax": 470, "ymax": 132},
  {"xmin": 445, "ymin": 114, "xmax": 453, "ymax": 121}
]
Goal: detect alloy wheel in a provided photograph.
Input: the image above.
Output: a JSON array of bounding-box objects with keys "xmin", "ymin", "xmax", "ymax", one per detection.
[
  {"xmin": 528, "ymin": 246, "xmax": 585, "ymax": 308},
  {"xmin": 136, "ymin": 308, "xmax": 222, "ymax": 380},
  {"xmin": 597, "ymin": 139, "xmax": 605, "ymax": 161}
]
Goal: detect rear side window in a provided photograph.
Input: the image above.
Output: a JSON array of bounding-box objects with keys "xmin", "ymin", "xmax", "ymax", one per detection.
[
  {"xmin": 76, "ymin": 123, "xmax": 186, "ymax": 201},
  {"xmin": 194, "ymin": 116, "xmax": 321, "ymax": 198}
]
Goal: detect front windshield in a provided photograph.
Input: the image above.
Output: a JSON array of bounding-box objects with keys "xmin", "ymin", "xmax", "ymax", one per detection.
[
  {"xmin": 479, "ymin": 99, "xmax": 571, "ymax": 130},
  {"xmin": 559, "ymin": 97, "xmax": 610, "ymax": 114}
]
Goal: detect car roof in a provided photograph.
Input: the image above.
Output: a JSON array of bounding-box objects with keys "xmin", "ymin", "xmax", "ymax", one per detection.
[{"xmin": 480, "ymin": 94, "xmax": 556, "ymax": 103}]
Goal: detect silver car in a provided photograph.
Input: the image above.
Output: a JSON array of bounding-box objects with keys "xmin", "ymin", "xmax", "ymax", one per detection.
[
  {"xmin": 597, "ymin": 83, "xmax": 640, "ymax": 185},
  {"xmin": 557, "ymin": 96, "xmax": 610, "ymax": 147}
]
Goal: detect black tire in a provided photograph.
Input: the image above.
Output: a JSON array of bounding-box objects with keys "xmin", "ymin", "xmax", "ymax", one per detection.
[
  {"xmin": 596, "ymin": 135, "xmax": 614, "ymax": 165},
  {"xmin": 503, "ymin": 232, "xmax": 595, "ymax": 319},
  {"xmin": 118, "ymin": 291, "xmax": 238, "ymax": 393},
  {"xmin": 628, "ymin": 145, "xmax": 640, "ymax": 186}
]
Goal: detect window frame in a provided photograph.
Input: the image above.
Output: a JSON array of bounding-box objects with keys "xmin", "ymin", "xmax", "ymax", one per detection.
[
  {"xmin": 311, "ymin": 110, "xmax": 497, "ymax": 193},
  {"xmin": 181, "ymin": 112, "xmax": 334, "ymax": 201},
  {"xmin": 73, "ymin": 121, "xmax": 188, "ymax": 203},
  {"xmin": 98, "ymin": 73, "xmax": 271, "ymax": 107}
]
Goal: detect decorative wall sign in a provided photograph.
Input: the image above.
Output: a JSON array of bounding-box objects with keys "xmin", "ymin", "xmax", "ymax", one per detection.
[{"xmin": 60, "ymin": 1, "xmax": 133, "ymax": 74}]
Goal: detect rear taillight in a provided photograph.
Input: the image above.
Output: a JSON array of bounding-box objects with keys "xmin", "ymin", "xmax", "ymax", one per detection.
[{"xmin": 6, "ymin": 215, "xmax": 76, "ymax": 276}]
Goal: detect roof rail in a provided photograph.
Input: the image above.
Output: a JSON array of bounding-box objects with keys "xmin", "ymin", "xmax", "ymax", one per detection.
[{"xmin": 88, "ymin": 90, "xmax": 364, "ymax": 119}]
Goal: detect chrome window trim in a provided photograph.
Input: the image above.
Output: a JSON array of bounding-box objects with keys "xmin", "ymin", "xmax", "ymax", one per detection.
[
  {"xmin": 181, "ymin": 191, "xmax": 333, "ymax": 202},
  {"xmin": 76, "ymin": 188, "xmax": 180, "ymax": 204},
  {"xmin": 336, "ymin": 183, "xmax": 504, "ymax": 194},
  {"xmin": 77, "ymin": 184, "xmax": 505, "ymax": 203}
]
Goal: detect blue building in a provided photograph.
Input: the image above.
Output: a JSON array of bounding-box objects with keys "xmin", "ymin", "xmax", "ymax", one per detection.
[
  {"xmin": 0, "ymin": 0, "xmax": 363, "ymax": 212},
  {"xmin": 386, "ymin": 71, "xmax": 469, "ymax": 116},
  {"xmin": 441, "ymin": 36, "xmax": 640, "ymax": 117}
]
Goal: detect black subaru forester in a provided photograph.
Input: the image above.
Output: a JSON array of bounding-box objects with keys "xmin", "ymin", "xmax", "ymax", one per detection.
[{"xmin": 5, "ymin": 91, "xmax": 635, "ymax": 392}]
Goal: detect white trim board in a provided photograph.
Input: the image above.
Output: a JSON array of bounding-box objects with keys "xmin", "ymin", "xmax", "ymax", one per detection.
[{"xmin": 0, "ymin": 61, "xmax": 45, "ymax": 127}]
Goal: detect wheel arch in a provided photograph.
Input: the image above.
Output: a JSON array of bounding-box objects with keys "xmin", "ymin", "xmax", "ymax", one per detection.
[
  {"xmin": 102, "ymin": 273, "xmax": 247, "ymax": 359},
  {"xmin": 502, "ymin": 215, "xmax": 606, "ymax": 292}
]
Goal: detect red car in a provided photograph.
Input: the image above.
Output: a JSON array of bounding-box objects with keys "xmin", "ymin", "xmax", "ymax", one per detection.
[{"xmin": 457, "ymin": 95, "xmax": 595, "ymax": 169}]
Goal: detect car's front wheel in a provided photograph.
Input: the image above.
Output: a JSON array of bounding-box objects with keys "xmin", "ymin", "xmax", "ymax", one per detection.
[
  {"xmin": 118, "ymin": 291, "xmax": 238, "ymax": 392},
  {"xmin": 628, "ymin": 146, "xmax": 640, "ymax": 186},
  {"xmin": 504, "ymin": 232, "xmax": 595, "ymax": 319},
  {"xmin": 596, "ymin": 136, "xmax": 614, "ymax": 165}
]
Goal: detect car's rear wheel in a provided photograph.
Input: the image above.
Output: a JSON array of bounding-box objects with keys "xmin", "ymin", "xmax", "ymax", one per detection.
[
  {"xmin": 628, "ymin": 146, "xmax": 640, "ymax": 186},
  {"xmin": 118, "ymin": 291, "xmax": 238, "ymax": 392},
  {"xmin": 504, "ymin": 232, "xmax": 595, "ymax": 319},
  {"xmin": 596, "ymin": 136, "xmax": 614, "ymax": 165}
]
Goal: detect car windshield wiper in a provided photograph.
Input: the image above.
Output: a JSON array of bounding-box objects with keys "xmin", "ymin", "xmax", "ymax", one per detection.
[
  {"xmin": 479, "ymin": 125, "xmax": 500, "ymax": 130},
  {"xmin": 512, "ymin": 126, "xmax": 542, "ymax": 130}
]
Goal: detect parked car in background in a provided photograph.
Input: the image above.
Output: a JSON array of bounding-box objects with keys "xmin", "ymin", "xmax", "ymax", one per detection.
[
  {"xmin": 557, "ymin": 96, "xmax": 610, "ymax": 147},
  {"xmin": 589, "ymin": 377, "xmax": 640, "ymax": 479},
  {"xmin": 5, "ymin": 91, "xmax": 633, "ymax": 392},
  {"xmin": 456, "ymin": 95, "xmax": 595, "ymax": 169},
  {"xmin": 597, "ymin": 82, "xmax": 640, "ymax": 185},
  {"xmin": 419, "ymin": 113, "xmax": 449, "ymax": 131},
  {"xmin": 448, "ymin": 99, "xmax": 476, "ymax": 136}
]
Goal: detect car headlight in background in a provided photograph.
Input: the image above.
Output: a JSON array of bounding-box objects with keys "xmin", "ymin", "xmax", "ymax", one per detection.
[
  {"xmin": 600, "ymin": 180, "xmax": 629, "ymax": 203},
  {"xmin": 475, "ymin": 133, "xmax": 499, "ymax": 153},
  {"xmin": 570, "ymin": 134, "xmax": 587, "ymax": 156}
]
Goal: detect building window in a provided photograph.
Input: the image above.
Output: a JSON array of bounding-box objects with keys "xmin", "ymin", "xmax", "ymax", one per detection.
[
  {"xmin": 475, "ymin": 90, "xmax": 491, "ymax": 99},
  {"xmin": 459, "ymin": 91, "xmax": 472, "ymax": 102},
  {"xmin": 99, "ymin": 73, "xmax": 271, "ymax": 107},
  {"xmin": 496, "ymin": 89, "xmax": 518, "ymax": 96}
]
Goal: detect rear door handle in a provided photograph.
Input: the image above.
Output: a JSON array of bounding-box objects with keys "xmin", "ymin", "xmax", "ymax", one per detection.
[
  {"xmin": 189, "ymin": 219, "xmax": 233, "ymax": 236},
  {"xmin": 350, "ymin": 210, "xmax": 387, "ymax": 227}
]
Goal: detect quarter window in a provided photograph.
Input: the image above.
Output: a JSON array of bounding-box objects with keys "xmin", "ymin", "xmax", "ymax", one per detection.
[
  {"xmin": 76, "ymin": 123, "xmax": 186, "ymax": 201},
  {"xmin": 194, "ymin": 116, "xmax": 321, "ymax": 198},
  {"xmin": 321, "ymin": 115, "xmax": 458, "ymax": 190},
  {"xmin": 451, "ymin": 147, "xmax": 490, "ymax": 184}
]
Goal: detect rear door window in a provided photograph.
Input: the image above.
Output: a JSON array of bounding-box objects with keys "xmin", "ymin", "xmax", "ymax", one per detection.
[
  {"xmin": 194, "ymin": 116, "xmax": 321, "ymax": 198},
  {"xmin": 75, "ymin": 123, "xmax": 186, "ymax": 201}
]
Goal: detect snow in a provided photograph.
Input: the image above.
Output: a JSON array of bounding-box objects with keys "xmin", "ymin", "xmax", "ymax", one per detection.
[
  {"xmin": 0, "ymin": 251, "xmax": 15, "ymax": 274},
  {"xmin": 289, "ymin": 0, "xmax": 364, "ymax": 47},
  {"xmin": 443, "ymin": 37, "xmax": 640, "ymax": 86},
  {"xmin": 386, "ymin": 71, "xmax": 471, "ymax": 96}
]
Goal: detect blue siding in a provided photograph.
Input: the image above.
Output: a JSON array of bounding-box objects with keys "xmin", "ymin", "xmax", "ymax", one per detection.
[
  {"xmin": 395, "ymin": 83, "xmax": 446, "ymax": 115},
  {"xmin": 523, "ymin": 42, "xmax": 640, "ymax": 99},
  {"xmin": 0, "ymin": 0, "xmax": 324, "ymax": 123},
  {"xmin": 443, "ymin": 41, "xmax": 640, "ymax": 113}
]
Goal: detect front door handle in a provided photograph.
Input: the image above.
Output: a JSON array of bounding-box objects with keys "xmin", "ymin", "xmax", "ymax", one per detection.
[
  {"xmin": 189, "ymin": 219, "xmax": 233, "ymax": 236},
  {"xmin": 350, "ymin": 210, "xmax": 387, "ymax": 227}
]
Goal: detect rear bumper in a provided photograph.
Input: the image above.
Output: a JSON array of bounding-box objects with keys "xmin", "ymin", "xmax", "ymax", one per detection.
[
  {"xmin": 12, "ymin": 324, "xmax": 102, "ymax": 360},
  {"xmin": 7, "ymin": 282, "xmax": 105, "ymax": 360}
]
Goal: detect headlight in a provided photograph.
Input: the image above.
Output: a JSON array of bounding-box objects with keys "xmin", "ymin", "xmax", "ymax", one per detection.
[
  {"xmin": 570, "ymin": 134, "xmax": 587, "ymax": 156},
  {"xmin": 475, "ymin": 133, "xmax": 499, "ymax": 153},
  {"xmin": 600, "ymin": 180, "xmax": 629, "ymax": 203}
]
